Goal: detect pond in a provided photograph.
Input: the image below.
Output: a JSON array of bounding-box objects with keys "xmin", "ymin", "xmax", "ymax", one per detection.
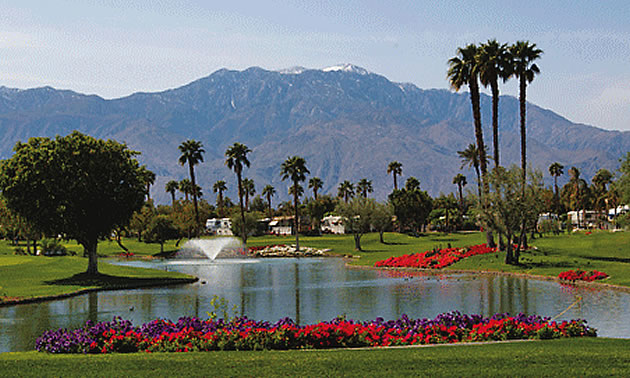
[{"xmin": 2, "ymin": 257, "xmax": 630, "ymax": 352}]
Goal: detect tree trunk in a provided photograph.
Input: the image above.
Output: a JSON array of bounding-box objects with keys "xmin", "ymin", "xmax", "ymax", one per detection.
[
  {"xmin": 189, "ymin": 163, "xmax": 199, "ymax": 236},
  {"xmin": 354, "ymin": 234, "xmax": 362, "ymax": 251},
  {"xmin": 470, "ymin": 78, "xmax": 496, "ymax": 249},
  {"xmin": 294, "ymin": 182, "xmax": 300, "ymax": 252},
  {"xmin": 171, "ymin": 192, "xmax": 176, "ymax": 206},
  {"xmin": 505, "ymin": 233, "xmax": 513, "ymax": 264},
  {"xmin": 519, "ymin": 76, "xmax": 528, "ymax": 255},
  {"xmin": 393, "ymin": 174, "xmax": 398, "ymax": 191},
  {"xmin": 84, "ymin": 237, "xmax": 99, "ymax": 275},
  {"xmin": 379, "ymin": 231, "xmax": 384, "ymax": 244},
  {"xmin": 491, "ymin": 80, "xmax": 500, "ymax": 168},
  {"xmin": 237, "ymin": 171, "xmax": 247, "ymax": 244}
]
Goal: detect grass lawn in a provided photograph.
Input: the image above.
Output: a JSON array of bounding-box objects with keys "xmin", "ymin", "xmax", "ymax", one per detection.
[
  {"xmin": 1, "ymin": 338, "xmax": 629, "ymax": 377},
  {"xmin": 0, "ymin": 238, "xmax": 194, "ymax": 302},
  {"xmin": 249, "ymin": 230, "xmax": 630, "ymax": 287}
]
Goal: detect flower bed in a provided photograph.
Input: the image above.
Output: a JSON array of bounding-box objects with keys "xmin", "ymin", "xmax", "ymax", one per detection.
[
  {"xmin": 36, "ymin": 312, "xmax": 596, "ymax": 354},
  {"xmin": 558, "ymin": 270, "xmax": 608, "ymax": 282},
  {"xmin": 374, "ymin": 244, "xmax": 497, "ymax": 269},
  {"xmin": 248, "ymin": 244, "xmax": 327, "ymax": 257}
]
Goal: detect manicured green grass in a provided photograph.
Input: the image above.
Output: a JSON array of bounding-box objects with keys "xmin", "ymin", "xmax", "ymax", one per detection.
[
  {"xmin": 248, "ymin": 230, "xmax": 630, "ymax": 287},
  {"xmin": 0, "ymin": 254, "xmax": 194, "ymax": 302},
  {"xmin": 2, "ymin": 338, "xmax": 629, "ymax": 377}
]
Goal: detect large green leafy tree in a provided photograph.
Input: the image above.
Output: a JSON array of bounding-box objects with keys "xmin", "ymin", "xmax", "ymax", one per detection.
[
  {"xmin": 388, "ymin": 177, "xmax": 433, "ymax": 233},
  {"xmin": 616, "ymin": 152, "xmax": 630, "ymax": 205},
  {"xmin": 281, "ymin": 156, "xmax": 309, "ymax": 252},
  {"xmin": 0, "ymin": 131, "xmax": 145, "ymax": 275},
  {"xmin": 336, "ymin": 197, "xmax": 376, "ymax": 251},
  {"xmin": 225, "ymin": 143, "xmax": 251, "ymax": 243},
  {"xmin": 178, "ymin": 140, "xmax": 205, "ymax": 231}
]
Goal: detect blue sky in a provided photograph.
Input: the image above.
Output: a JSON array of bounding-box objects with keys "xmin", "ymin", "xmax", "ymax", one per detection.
[{"xmin": 1, "ymin": 0, "xmax": 629, "ymax": 130}]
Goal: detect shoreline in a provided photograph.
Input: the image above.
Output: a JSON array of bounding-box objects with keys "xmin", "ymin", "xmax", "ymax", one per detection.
[
  {"xmin": 0, "ymin": 276, "xmax": 198, "ymax": 307},
  {"xmin": 346, "ymin": 261, "xmax": 630, "ymax": 293}
]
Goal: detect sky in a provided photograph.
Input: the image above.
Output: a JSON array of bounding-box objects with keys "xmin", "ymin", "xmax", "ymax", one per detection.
[{"xmin": 1, "ymin": 0, "xmax": 629, "ymax": 131}]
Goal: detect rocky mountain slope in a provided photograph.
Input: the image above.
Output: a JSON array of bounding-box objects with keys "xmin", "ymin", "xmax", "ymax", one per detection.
[{"xmin": 0, "ymin": 64, "xmax": 627, "ymax": 203}]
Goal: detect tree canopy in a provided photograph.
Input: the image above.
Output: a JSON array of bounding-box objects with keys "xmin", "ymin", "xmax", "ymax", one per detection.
[{"xmin": 0, "ymin": 131, "xmax": 146, "ymax": 274}]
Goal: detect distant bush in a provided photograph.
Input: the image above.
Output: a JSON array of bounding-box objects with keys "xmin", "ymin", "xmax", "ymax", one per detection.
[{"xmin": 40, "ymin": 238, "xmax": 68, "ymax": 257}]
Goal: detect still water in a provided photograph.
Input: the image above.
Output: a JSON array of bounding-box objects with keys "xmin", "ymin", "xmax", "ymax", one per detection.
[{"xmin": 2, "ymin": 257, "xmax": 629, "ymax": 352}]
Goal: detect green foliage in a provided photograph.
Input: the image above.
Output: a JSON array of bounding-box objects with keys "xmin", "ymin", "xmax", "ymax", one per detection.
[
  {"xmin": 39, "ymin": 238, "xmax": 68, "ymax": 256},
  {"xmin": 388, "ymin": 179, "xmax": 433, "ymax": 233},
  {"xmin": 206, "ymin": 295, "xmax": 239, "ymax": 321},
  {"xmin": 0, "ymin": 131, "xmax": 146, "ymax": 274},
  {"xmin": 230, "ymin": 212, "xmax": 259, "ymax": 238},
  {"xmin": 335, "ymin": 197, "xmax": 377, "ymax": 250},
  {"xmin": 142, "ymin": 215, "xmax": 179, "ymax": 253}
]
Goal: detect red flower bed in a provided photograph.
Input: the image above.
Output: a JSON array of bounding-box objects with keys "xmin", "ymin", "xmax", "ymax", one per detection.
[
  {"xmin": 374, "ymin": 244, "xmax": 497, "ymax": 269},
  {"xmin": 558, "ymin": 270, "xmax": 608, "ymax": 282}
]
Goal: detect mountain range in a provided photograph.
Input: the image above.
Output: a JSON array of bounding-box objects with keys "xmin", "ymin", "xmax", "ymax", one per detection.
[{"xmin": 0, "ymin": 63, "xmax": 628, "ymax": 204}]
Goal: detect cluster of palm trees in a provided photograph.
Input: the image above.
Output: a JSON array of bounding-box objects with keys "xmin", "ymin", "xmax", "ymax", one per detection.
[{"xmin": 448, "ymin": 39, "xmax": 542, "ymax": 253}]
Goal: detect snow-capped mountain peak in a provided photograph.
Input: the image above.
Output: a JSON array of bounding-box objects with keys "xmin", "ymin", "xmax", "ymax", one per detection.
[{"xmin": 321, "ymin": 63, "xmax": 370, "ymax": 75}]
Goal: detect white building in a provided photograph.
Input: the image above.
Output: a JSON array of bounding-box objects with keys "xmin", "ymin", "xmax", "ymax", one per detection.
[
  {"xmin": 321, "ymin": 215, "xmax": 346, "ymax": 234},
  {"xmin": 268, "ymin": 216, "xmax": 294, "ymax": 235},
  {"xmin": 206, "ymin": 218, "xmax": 233, "ymax": 235}
]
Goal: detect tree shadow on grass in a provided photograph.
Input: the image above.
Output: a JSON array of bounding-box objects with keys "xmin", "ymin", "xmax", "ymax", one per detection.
[
  {"xmin": 45, "ymin": 272, "xmax": 195, "ymax": 289},
  {"xmin": 574, "ymin": 255, "xmax": 630, "ymax": 265},
  {"xmin": 517, "ymin": 261, "xmax": 575, "ymax": 269}
]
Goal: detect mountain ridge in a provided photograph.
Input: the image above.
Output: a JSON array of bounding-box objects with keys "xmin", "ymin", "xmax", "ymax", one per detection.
[{"xmin": 0, "ymin": 65, "xmax": 627, "ymax": 204}]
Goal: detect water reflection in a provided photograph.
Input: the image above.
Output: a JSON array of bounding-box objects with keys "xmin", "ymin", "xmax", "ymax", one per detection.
[{"xmin": 2, "ymin": 258, "xmax": 630, "ymax": 352}]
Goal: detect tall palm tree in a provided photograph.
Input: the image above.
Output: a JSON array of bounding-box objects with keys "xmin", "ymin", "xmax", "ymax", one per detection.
[
  {"xmin": 458, "ymin": 144, "xmax": 482, "ymax": 198},
  {"xmin": 242, "ymin": 178, "xmax": 255, "ymax": 211},
  {"xmin": 262, "ymin": 184, "xmax": 276, "ymax": 219},
  {"xmin": 567, "ymin": 167, "xmax": 589, "ymax": 228},
  {"xmin": 138, "ymin": 166, "xmax": 156, "ymax": 201},
  {"xmin": 387, "ymin": 161, "xmax": 403, "ymax": 190},
  {"xmin": 225, "ymin": 143, "xmax": 251, "ymax": 243},
  {"xmin": 448, "ymin": 43, "xmax": 495, "ymax": 248},
  {"xmin": 308, "ymin": 177, "xmax": 323, "ymax": 200},
  {"xmin": 213, "ymin": 180, "xmax": 227, "ymax": 210},
  {"xmin": 356, "ymin": 178, "xmax": 373, "ymax": 198},
  {"xmin": 510, "ymin": 41, "xmax": 542, "ymax": 184},
  {"xmin": 452, "ymin": 173, "xmax": 467, "ymax": 210},
  {"xmin": 280, "ymin": 156, "xmax": 309, "ymax": 252},
  {"xmin": 478, "ymin": 39, "xmax": 511, "ymax": 168},
  {"xmin": 165, "ymin": 180, "xmax": 179, "ymax": 205},
  {"xmin": 548, "ymin": 162, "xmax": 564, "ymax": 214},
  {"xmin": 179, "ymin": 179, "xmax": 192, "ymax": 202},
  {"xmin": 178, "ymin": 140, "xmax": 205, "ymax": 231},
  {"xmin": 337, "ymin": 180, "xmax": 355, "ymax": 203}
]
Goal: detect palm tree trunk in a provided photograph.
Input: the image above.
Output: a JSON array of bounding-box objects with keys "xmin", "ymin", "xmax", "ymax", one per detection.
[
  {"xmin": 518, "ymin": 76, "xmax": 528, "ymax": 254},
  {"xmin": 470, "ymin": 78, "xmax": 495, "ymax": 248},
  {"xmin": 491, "ymin": 80, "xmax": 500, "ymax": 167},
  {"xmin": 267, "ymin": 194, "xmax": 273, "ymax": 219},
  {"xmin": 237, "ymin": 172, "xmax": 247, "ymax": 244},
  {"xmin": 189, "ymin": 163, "xmax": 199, "ymax": 235},
  {"xmin": 393, "ymin": 174, "xmax": 398, "ymax": 191},
  {"xmin": 293, "ymin": 181, "xmax": 300, "ymax": 252},
  {"xmin": 170, "ymin": 192, "xmax": 176, "ymax": 206}
]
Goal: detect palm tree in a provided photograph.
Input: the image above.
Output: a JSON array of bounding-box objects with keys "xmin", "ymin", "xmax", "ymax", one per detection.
[
  {"xmin": 308, "ymin": 177, "xmax": 323, "ymax": 200},
  {"xmin": 452, "ymin": 173, "xmax": 467, "ymax": 210},
  {"xmin": 510, "ymin": 41, "xmax": 542, "ymax": 185},
  {"xmin": 356, "ymin": 178, "xmax": 373, "ymax": 198},
  {"xmin": 548, "ymin": 162, "xmax": 564, "ymax": 214},
  {"xmin": 337, "ymin": 180, "xmax": 355, "ymax": 203},
  {"xmin": 458, "ymin": 144, "xmax": 482, "ymax": 198},
  {"xmin": 262, "ymin": 184, "xmax": 276, "ymax": 219},
  {"xmin": 567, "ymin": 167, "xmax": 589, "ymax": 228},
  {"xmin": 387, "ymin": 161, "xmax": 403, "ymax": 190},
  {"xmin": 138, "ymin": 166, "xmax": 156, "ymax": 201},
  {"xmin": 165, "ymin": 180, "xmax": 179, "ymax": 205},
  {"xmin": 478, "ymin": 39, "xmax": 511, "ymax": 168},
  {"xmin": 280, "ymin": 156, "xmax": 309, "ymax": 252},
  {"xmin": 448, "ymin": 43, "xmax": 494, "ymax": 248},
  {"xmin": 242, "ymin": 178, "xmax": 255, "ymax": 211},
  {"xmin": 179, "ymin": 179, "xmax": 193, "ymax": 202},
  {"xmin": 225, "ymin": 143, "xmax": 251, "ymax": 243},
  {"xmin": 213, "ymin": 180, "xmax": 227, "ymax": 210},
  {"xmin": 178, "ymin": 140, "xmax": 205, "ymax": 231}
]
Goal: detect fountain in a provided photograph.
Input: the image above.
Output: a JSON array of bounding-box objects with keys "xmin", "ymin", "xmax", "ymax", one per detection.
[{"xmin": 175, "ymin": 237, "xmax": 248, "ymax": 260}]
